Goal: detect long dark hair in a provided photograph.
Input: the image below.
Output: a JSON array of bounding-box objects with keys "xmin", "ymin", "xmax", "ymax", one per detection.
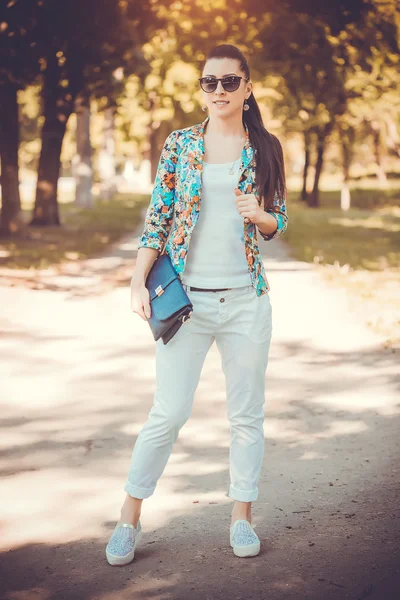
[{"xmin": 204, "ymin": 44, "xmax": 286, "ymax": 210}]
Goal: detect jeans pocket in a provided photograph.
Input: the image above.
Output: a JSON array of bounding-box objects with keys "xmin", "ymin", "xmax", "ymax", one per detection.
[{"xmin": 248, "ymin": 292, "xmax": 272, "ymax": 343}]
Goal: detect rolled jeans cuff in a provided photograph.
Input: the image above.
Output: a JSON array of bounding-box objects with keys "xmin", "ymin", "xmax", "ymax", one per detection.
[
  {"xmin": 229, "ymin": 484, "xmax": 259, "ymax": 502},
  {"xmin": 124, "ymin": 481, "xmax": 156, "ymax": 500}
]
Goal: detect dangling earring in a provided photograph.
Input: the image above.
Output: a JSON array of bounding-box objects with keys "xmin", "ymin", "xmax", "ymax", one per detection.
[
  {"xmin": 202, "ymin": 105, "xmax": 208, "ymax": 112},
  {"xmin": 243, "ymin": 101, "xmax": 250, "ymax": 111}
]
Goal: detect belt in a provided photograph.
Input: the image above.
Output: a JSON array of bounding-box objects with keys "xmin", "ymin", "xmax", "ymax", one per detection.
[{"xmin": 188, "ymin": 286, "xmax": 232, "ymax": 292}]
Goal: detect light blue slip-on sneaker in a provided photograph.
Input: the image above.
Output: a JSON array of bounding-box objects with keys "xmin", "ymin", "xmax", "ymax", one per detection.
[
  {"xmin": 106, "ymin": 520, "xmax": 143, "ymax": 566},
  {"xmin": 230, "ymin": 519, "xmax": 261, "ymax": 558}
]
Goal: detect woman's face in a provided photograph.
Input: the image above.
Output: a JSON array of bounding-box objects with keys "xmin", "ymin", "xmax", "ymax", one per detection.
[{"xmin": 201, "ymin": 57, "xmax": 252, "ymax": 119}]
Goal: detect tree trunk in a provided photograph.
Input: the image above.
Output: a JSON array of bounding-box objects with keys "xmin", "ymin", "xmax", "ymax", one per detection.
[
  {"xmin": 308, "ymin": 123, "xmax": 333, "ymax": 208},
  {"xmin": 340, "ymin": 128, "xmax": 354, "ymax": 211},
  {"xmin": 144, "ymin": 92, "xmax": 162, "ymax": 183},
  {"xmin": 149, "ymin": 123, "xmax": 160, "ymax": 183},
  {"xmin": 31, "ymin": 54, "xmax": 79, "ymax": 226},
  {"xmin": 384, "ymin": 115, "xmax": 400, "ymax": 158},
  {"xmin": 300, "ymin": 130, "xmax": 310, "ymax": 202},
  {"xmin": 98, "ymin": 106, "xmax": 117, "ymax": 201},
  {"xmin": 371, "ymin": 121, "xmax": 387, "ymax": 185},
  {"xmin": 73, "ymin": 91, "xmax": 93, "ymax": 207},
  {"xmin": 0, "ymin": 82, "xmax": 25, "ymax": 236}
]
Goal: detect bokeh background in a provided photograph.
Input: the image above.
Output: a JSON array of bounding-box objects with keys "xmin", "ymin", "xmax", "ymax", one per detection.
[
  {"xmin": 1, "ymin": 3, "xmax": 400, "ymax": 599},
  {"xmin": 1, "ymin": 0, "xmax": 399, "ymax": 343}
]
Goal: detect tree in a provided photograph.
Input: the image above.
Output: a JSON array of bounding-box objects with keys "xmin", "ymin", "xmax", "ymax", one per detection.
[
  {"xmin": 0, "ymin": 0, "xmax": 41, "ymax": 235},
  {"xmin": 30, "ymin": 0, "xmax": 120, "ymax": 224},
  {"xmin": 29, "ymin": 0, "xmax": 165, "ymax": 224},
  {"xmin": 73, "ymin": 90, "xmax": 93, "ymax": 207},
  {"xmin": 246, "ymin": 0, "xmax": 399, "ymax": 206}
]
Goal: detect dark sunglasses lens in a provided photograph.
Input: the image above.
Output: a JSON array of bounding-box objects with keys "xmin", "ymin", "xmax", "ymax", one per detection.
[
  {"xmin": 222, "ymin": 76, "xmax": 241, "ymax": 91},
  {"xmin": 200, "ymin": 78, "xmax": 218, "ymax": 92}
]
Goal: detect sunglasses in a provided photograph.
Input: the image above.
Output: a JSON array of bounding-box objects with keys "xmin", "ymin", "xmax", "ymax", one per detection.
[{"xmin": 198, "ymin": 75, "xmax": 249, "ymax": 93}]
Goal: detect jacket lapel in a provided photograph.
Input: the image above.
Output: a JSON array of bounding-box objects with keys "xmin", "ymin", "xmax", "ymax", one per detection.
[
  {"xmin": 187, "ymin": 116, "xmax": 254, "ymax": 165},
  {"xmin": 185, "ymin": 116, "xmax": 256, "ymax": 203}
]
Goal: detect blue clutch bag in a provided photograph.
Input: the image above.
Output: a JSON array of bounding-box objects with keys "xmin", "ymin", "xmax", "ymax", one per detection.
[{"xmin": 145, "ymin": 253, "xmax": 193, "ymax": 344}]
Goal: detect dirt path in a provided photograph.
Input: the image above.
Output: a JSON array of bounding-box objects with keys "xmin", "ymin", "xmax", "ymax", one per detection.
[{"xmin": 1, "ymin": 225, "xmax": 399, "ymax": 600}]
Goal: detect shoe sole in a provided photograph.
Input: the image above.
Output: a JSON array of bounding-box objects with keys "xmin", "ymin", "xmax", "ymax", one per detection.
[
  {"xmin": 106, "ymin": 528, "xmax": 143, "ymax": 566},
  {"xmin": 230, "ymin": 539, "xmax": 261, "ymax": 557}
]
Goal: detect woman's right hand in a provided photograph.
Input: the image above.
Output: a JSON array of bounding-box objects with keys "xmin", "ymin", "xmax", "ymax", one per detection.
[{"xmin": 130, "ymin": 279, "xmax": 151, "ymax": 320}]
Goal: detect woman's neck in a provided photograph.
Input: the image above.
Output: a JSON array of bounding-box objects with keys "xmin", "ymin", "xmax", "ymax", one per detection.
[{"xmin": 205, "ymin": 115, "xmax": 246, "ymax": 139}]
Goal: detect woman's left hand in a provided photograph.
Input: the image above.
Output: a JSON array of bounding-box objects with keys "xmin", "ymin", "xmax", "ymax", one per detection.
[{"xmin": 234, "ymin": 188, "xmax": 263, "ymax": 224}]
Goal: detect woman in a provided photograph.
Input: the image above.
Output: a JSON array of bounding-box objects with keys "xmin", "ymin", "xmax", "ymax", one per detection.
[{"xmin": 106, "ymin": 43, "xmax": 288, "ymax": 566}]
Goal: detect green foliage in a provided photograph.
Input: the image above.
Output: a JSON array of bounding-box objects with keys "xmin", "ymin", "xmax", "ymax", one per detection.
[
  {"xmin": 284, "ymin": 197, "xmax": 400, "ymax": 270},
  {"xmin": 0, "ymin": 193, "xmax": 148, "ymax": 269},
  {"xmin": 3, "ymin": 0, "xmax": 400, "ymax": 218}
]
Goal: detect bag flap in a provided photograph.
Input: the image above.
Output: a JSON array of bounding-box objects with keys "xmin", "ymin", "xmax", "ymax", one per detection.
[
  {"xmin": 151, "ymin": 279, "xmax": 191, "ymax": 321},
  {"xmin": 146, "ymin": 254, "xmax": 179, "ymax": 302}
]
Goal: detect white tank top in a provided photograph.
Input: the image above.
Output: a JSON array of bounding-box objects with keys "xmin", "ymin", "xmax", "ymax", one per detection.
[{"xmin": 181, "ymin": 157, "xmax": 251, "ymax": 288}]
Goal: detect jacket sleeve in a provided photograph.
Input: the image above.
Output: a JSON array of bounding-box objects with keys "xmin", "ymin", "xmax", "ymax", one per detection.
[
  {"xmin": 137, "ymin": 130, "xmax": 179, "ymax": 252},
  {"xmin": 257, "ymin": 190, "xmax": 288, "ymax": 241}
]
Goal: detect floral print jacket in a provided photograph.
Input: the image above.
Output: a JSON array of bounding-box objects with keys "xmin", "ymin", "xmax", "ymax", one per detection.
[{"xmin": 138, "ymin": 115, "xmax": 288, "ymax": 296}]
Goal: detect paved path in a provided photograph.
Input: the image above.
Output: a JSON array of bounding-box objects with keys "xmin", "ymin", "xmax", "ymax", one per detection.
[{"xmin": 0, "ymin": 223, "xmax": 399, "ymax": 600}]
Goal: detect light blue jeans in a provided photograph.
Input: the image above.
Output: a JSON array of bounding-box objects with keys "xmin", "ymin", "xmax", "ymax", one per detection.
[{"xmin": 125, "ymin": 283, "xmax": 273, "ymax": 502}]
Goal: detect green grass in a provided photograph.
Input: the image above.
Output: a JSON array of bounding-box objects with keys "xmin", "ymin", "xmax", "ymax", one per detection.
[
  {"xmin": 287, "ymin": 179, "xmax": 400, "ymax": 209},
  {"xmin": 285, "ymin": 195, "xmax": 400, "ymax": 270},
  {"xmin": 284, "ymin": 196, "xmax": 400, "ymax": 345},
  {"xmin": 0, "ymin": 193, "xmax": 149, "ymax": 269}
]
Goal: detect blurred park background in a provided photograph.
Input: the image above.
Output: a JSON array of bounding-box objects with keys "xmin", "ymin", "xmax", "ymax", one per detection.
[{"xmin": 0, "ymin": 0, "xmax": 399, "ymax": 344}]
